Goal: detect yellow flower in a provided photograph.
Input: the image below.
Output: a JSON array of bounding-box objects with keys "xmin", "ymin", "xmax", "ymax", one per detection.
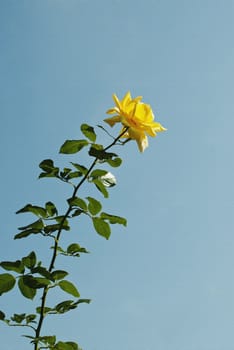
[{"xmin": 104, "ymin": 91, "xmax": 166, "ymax": 152}]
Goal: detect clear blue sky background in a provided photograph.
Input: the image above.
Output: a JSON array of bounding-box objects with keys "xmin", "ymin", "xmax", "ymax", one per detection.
[{"xmin": 1, "ymin": 1, "xmax": 234, "ymax": 349}]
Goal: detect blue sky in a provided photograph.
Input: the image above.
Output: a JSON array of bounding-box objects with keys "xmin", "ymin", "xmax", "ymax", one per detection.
[{"xmin": 1, "ymin": 0, "xmax": 234, "ymax": 349}]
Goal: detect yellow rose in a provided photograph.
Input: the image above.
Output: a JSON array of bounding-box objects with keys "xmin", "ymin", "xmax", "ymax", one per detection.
[{"xmin": 104, "ymin": 92, "xmax": 166, "ymax": 152}]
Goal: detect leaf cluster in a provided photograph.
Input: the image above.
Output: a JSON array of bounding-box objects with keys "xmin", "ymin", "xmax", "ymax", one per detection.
[
  {"xmin": 26, "ymin": 335, "xmax": 82, "ymax": 350},
  {"xmin": 0, "ymin": 251, "xmax": 82, "ymax": 300},
  {"xmin": 0, "ymin": 122, "xmax": 128, "ymax": 349},
  {"xmin": 14, "ymin": 202, "xmax": 70, "ymax": 240}
]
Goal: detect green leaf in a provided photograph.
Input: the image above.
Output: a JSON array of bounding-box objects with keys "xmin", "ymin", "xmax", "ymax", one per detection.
[
  {"xmin": 89, "ymin": 145, "xmax": 117, "ymax": 160},
  {"xmin": 64, "ymin": 342, "xmax": 79, "ymax": 350},
  {"xmin": 92, "ymin": 217, "xmax": 111, "ymax": 239},
  {"xmin": 54, "ymin": 341, "xmax": 79, "ymax": 350},
  {"xmin": 32, "ymin": 277, "xmax": 51, "ymax": 288},
  {"xmin": 45, "ymin": 202, "xmax": 58, "ymax": 217},
  {"xmin": 14, "ymin": 228, "xmax": 41, "ymax": 240},
  {"xmin": 106, "ymin": 157, "xmax": 122, "ymax": 167},
  {"xmin": 15, "ymin": 220, "xmax": 44, "ymax": 239},
  {"xmin": 11, "ymin": 313, "xmax": 25, "ymax": 323},
  {"xmin": 86, "ymin": 197, "xmax": 102, "ymax": 215},
  {"xmin": 58, "ymin": 280, "xmax": 80, "ymax": 297},
  {"xmin": 100, "ymin": 212, "xmax": 127, "ymax": 226},
  {"xmin": 39, "ymin": 171, "xmax": 59, "ymax": 179},
  {"xmin": 67, "ymin": 197, "xmax": 87, "ymax": 211},
  {"xmin": 61, "ymin": 167, "xmax": 72, "ymax": 176},
  {"xmin": 0, "ymin": 260, "xmax": 24, "ymax": 273},
  {"xmin": 21, "ymin": 275, "xmax": 50, "ymax": 289},
  {"xmin": 90, "ymin": 169, "xmax": 108, "ymax": 178},
  {"xmin": 66, "ymin": 171, "xmax": 82, "ymax": 180},
  {"xmin": 55, "ymin": 300, "xmax": 77, "ymax": 314},
  {"xmin": 22, "ymin": 251, "xmax": 37, "ymax": 269},
  {"xmin": 66, "ymin": 243, "xmax": 80, "ymax": 255},
  {"xmin": 51, "ymin": 270, "xmax": 68, "ymax": 281},
  {"xmin": 44, "ymin": 222, "xmax": 70, "ymax": 234},
  {"xmin": 67, "ymin": 243, "xmax": 89, "ymax": 255},
  {"xmin": 18, "ymin": 277, "xmax": 36, "ymax": 300},
  {"xmin": 81, "ymin": 124, "xmax": 96, "ymax": 142},
  {"xmin": 39, "ymin": 335, "xmax": 56, "ymax": 346},
  {"xmin": 60, "ymin": 168, "xmax": 83, "ymax": 181},
  {"xmin": 18, "ymin": 219, "xmax": 44, "ymax": 231},
  {"xmin": 36, "ymin": 306, "xmax": 53, "ymax": 315},
  {"xmin": 0, "ymin": 273, "xmax": 16, "ymax": 295},
  {"xmin": 31, "ymin": 266, "xmax": 51, "ymax": 279},
  {"xmin": 52, "ymin": 299, "xmax": 90, "ymax": 314},
  {"xmin": 59, "ymin": 140, "xmax": 89, "ymax": 154},
  {"xmin": 71, "ymin": 209, "xmax": 83, "ymax": 218},
  {"xmin": 54, "ymin": 216, "xmax": 69, "ymax": 225},
  {"xmin": 25, "ymin": 314, "xmax": 37, "ymax": 324},
  {"xmin": 39, "ymin": 159, "xmax": 56, "ymax": 172},
  {"xmin": 38, "ymin": 159, "xmax": 60, "ymax": 178},
  {"xmin": 0, "ymin": 310, "xmax": 5, "ymax": 320},
  {"xmin": 71, "ymin": 163, "xmax": 88, "ymax": 175},
  {"xmin": 16, "ymin": 204, "xmax": 47, "ymax": 218},
  {"xmin": 76, "ymin": 298, "xmax": 91, "ymax": 305},
  {"xmin": 52, "ymin": 246, "xmax": 66, "ymax": 255},
  {"xmin": 92, "ymin": 179, "xmax": 109, "ymax": 198}
]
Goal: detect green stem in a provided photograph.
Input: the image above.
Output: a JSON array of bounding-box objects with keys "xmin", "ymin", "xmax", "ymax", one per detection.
[{"xmin": 33, "ymin": 127, "xmax": 128, "ymax": 350}]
